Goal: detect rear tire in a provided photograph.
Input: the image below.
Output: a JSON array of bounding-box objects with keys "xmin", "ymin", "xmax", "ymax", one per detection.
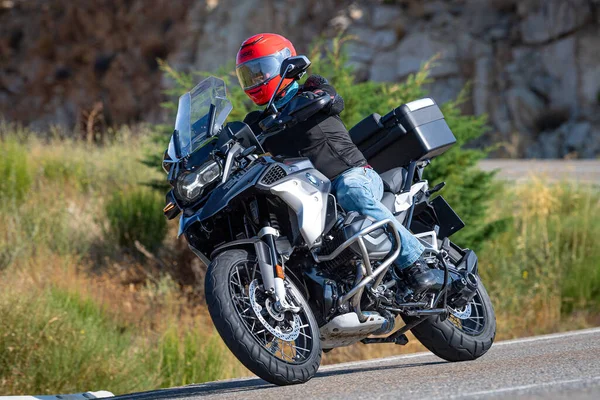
[
  {"xmin": 404, "ymin": 281, "xmax": 496, "ymax": 361},
  {"xmin": 205, "ymin": 249, "xmax": 322, "ymax": 385}
]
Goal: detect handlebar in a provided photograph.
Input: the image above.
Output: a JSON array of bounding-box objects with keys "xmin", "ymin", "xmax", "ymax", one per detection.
[{"xmin": 259, "ymin": 93, "xmax": 332, "ymax": 137}]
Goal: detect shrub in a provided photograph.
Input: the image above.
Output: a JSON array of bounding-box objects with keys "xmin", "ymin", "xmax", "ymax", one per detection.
[
  {"xmin": 105, "ymin": 188, "xmax": 167, "ymax": 252},
  {"xmin": 157, "ymin": 327, "xmax": 231, "ymax": 387},
  {"xmin": 309, "ymin": 37, "xmax": 500, "ymax": 249},
  {"xmin": 155, "ymin": 36, "xmax": 498, "ymax": 250},
  {"xmin": 0, "ymin": 286, "xmax": 156, "ymax": 394},
  {"xmin": 480, "ymin": 181, "xmax": 600, "ymax": 335},
  {"xmin": 0, "ymin": 138, "xmax": 32, "ymax": 202},
  {"xmin": 40, "ymin": 156, "xmax": 92, "ymax": 191}
]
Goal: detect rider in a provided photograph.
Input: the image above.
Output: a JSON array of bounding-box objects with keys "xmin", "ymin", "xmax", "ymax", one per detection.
[{"xmin": 235, "ymin": 33, "xmax": 430, "ymax": 288}]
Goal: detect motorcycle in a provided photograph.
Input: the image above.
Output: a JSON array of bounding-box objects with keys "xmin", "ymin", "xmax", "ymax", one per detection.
[{"xmin": 162, "ymin": 56, "xmax": 496, "ymax": 385}]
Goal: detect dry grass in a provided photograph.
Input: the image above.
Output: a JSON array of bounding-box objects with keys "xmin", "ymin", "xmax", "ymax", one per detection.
[{"xmin": 0, "ymin": 128, "xmax": 599, "ymax": 393}]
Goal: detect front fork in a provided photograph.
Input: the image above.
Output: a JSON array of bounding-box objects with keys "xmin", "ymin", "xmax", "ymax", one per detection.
[{"xmin": 257, "ymin": 226, "xmax": 300, "ymax": 313}]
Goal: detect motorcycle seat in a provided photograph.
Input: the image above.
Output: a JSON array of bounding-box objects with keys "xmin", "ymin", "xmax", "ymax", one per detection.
[
  {"xmin": 381, "ymin": 192, "xmax": 396, "ymax": 213},
  {"xmin": 380, "ymin": 167, "xmax": 407, "ymax": 193}
]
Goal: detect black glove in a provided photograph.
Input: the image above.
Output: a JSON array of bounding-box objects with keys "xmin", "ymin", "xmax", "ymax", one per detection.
[
  {"xmin": 298, "ymin": 89, "xmax": 326, "ymax": 100},
  {"xmin": 304, "ymin": 75, "xmax": 329, "ymax": 91}
]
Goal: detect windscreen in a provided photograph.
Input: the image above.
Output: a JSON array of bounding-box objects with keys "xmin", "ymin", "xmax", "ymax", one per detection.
[{"xmin": 173, "ymin": 76, "xmax": 233, "ymax": 158}]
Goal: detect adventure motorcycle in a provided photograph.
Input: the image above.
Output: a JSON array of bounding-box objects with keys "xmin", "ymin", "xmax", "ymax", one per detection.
[{"xmin": 162, "ymin": 56, "xmax": 496, "ymax": 385}]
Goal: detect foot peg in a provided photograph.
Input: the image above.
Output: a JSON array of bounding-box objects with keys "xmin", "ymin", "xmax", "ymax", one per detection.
[
  {"xmin": 361, "ymin": 332, "xmax": 409, "ymax": 346},
  {"xmin": 394, "ymin": 334, "xmax": 409, "ymax": 345}
]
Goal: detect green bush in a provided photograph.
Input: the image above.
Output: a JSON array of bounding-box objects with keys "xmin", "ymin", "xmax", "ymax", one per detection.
[
  {"xmin": 157, "ymin": 327, "xmax": 231, "ymax": 387},
  {"xmin": 481, "ymin": 182, "xmax": 600, "ymax": 319},
  {"xmin": 307, "ymin": 38, "xmax": 500, "ymax": 249},
  {"xmin": 0, "ymin": 286, "xmax": 156, "ymax": 394},
  {"xmin": 154, "ymin": 36, "xmax": 497, "ymax": 250},
  {"xmin": 0, "ymin": 139, "xmax": 32, "ymax": 202},
  {"xmin": 105, "ymin": 188, "xmax": 167, "ymax": 252},
  {"xmin": 41, "ymin": 156, "xmax": 92, "ymax": 191}
]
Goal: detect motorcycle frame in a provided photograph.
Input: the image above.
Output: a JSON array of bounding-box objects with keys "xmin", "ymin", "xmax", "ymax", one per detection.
[{"xmin": 312, "ymin": 218, "xmax": 401, "ymax": 318}]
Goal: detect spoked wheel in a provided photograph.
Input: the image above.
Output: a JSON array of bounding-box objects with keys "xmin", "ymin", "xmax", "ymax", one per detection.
[
  {"xmin": 447, "ymin": 290, "xmax": 488, "ymax": 336},
  {"xmin": 206, "ymin": 249, "xmax": 321, "ymax": 385},
  {"xmin": 403, "ymin": 281, "xmax": 496, "ymax": 362},
  {"xmin": 230, "ymin": 264, "xmax": 315, "ymax": 364}
]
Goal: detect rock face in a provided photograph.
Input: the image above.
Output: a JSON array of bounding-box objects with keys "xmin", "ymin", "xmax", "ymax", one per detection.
[
  {"xmin": 0, "ymin": 0, "xmax": 197, "ymax": 130},
  {"xmin": 1, "ymin": 0, "xmax": 599, "ymax": 158}
]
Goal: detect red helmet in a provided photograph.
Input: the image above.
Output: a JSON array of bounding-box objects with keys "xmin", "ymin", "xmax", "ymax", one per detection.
[{"xmin": 236, "ymin": 33, "xmax": 297, "ymax": 106}]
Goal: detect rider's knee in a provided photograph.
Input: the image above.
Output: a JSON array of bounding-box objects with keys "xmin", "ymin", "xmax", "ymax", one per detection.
[{"xmin": 336, "ymin": 183, "xmax": 375, "ymax": 212}]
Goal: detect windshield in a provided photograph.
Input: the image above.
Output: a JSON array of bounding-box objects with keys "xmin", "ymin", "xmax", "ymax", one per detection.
[{"xmin": 173, "ymin": 76, "xmax": 233, "ymax": 158}]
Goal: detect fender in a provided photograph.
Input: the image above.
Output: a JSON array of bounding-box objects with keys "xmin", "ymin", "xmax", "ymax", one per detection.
[
  {"xmin": 210, "ymin": 237, "xmax": 264, "ymax": 259},
  {"xmin": 457, "ymin": 249, "xmax": 478, "ymax": 275},
  {"xmin": 209, "ymin": 237, "xmax": 276, "ymax": 293}
]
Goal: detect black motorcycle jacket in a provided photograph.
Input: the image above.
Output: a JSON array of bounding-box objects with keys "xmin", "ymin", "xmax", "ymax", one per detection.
[{"xmin": 244, "ymin": 75, "xmax": 367, "ymax": 180}]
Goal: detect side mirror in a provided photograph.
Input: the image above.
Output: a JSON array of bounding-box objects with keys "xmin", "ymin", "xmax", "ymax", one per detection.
[{"xmin": 280, "ymin": 56, "xmax": 311, "ymax": 79}]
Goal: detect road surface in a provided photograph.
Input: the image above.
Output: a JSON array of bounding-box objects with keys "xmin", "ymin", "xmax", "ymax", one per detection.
[
  {"xmin": 478, "ymin": 160, "xmax": 600, "ymax": 184},
  {"xmin": 114, "ymin": 327, "xmax": 600, "ymax": 400}
]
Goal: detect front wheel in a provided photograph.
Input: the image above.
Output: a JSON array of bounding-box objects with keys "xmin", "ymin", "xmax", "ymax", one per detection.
[
  {"xmin": 404, "ymin": 281, "xmax": 496, "ymax": 361},
  {"xmin": 205, "ymin": 249, "xmax": 322, "ymax": 385}
]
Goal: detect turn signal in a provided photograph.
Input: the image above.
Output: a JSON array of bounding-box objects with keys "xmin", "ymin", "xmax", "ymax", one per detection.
[
  {"xmin": 163, "ymin": 202, "xmax": 176, "ymax": 213},
  {"xmin": 275, "ymin": 264, "xmax": 285, "ymax": 279}
]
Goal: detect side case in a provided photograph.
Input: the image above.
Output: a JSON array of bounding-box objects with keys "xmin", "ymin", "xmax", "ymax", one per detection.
[{"xmin": 349, "ymin": 98, "xmax": 456, "ymax": 172}]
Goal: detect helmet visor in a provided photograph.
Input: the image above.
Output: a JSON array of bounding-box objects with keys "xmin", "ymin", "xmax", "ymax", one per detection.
[{"xmin": 236, "ymin": 56, "xmax": 282, "ymax": 90}]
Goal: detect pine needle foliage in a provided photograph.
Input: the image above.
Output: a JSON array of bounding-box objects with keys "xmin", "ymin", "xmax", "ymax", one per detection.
[{"xmin": 151, "ymin": 36, "xmax": 499, "ymax": 249}]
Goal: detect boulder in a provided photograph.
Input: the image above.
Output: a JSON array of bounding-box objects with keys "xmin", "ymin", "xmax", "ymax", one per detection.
[
  {"xmin": 345, "ymin": 40, "xmax": 377, "ymax": 63},
  {"xmin": 473, "ymin": 57, "xmax": 494, "ymax": 116},
  {"xmin": 346, "ymin": 26, "xmax": 398, "ymax": 51},
  {"xmin": 519, "ymin": 0, "xmax": 592, "ymax": 44},
  {"xmin": 489, "ymin": 94, "xmax": 514, "ymax": 134},
  {"xmin": 539, "ymin": 36, "xmax": 578, "ymax": 111},
  {"xmin": 371, "ymin": 4, "xmax": 403, "ymax": 29},
  {"xmin": 583, "ymin": 124, "xmax": 600, "ymax": 158},
  {"xmin": 564, "ymin": 122, "xmax": 591, "ymax": 155},
  {"xmin": 577, "ymin": 29, "xmax": 600, "ymax": 110},
  {"xmin": 426, "ymin": 77, "xmax": 465, "ymax": 105},
  {"xmin": 369, "ymin": 50, "xmax": 400, "ymax": 82},
  {"xmin": 506, "ymin": 87, "xmax": 546, "ymax": 134},
  {"xmin": 528, "ymin": 129, "xmax": 562, "ymax": 159},
  {"xmin": 395, "ymin": 32, "xmax": 459, "ymax": 79}
]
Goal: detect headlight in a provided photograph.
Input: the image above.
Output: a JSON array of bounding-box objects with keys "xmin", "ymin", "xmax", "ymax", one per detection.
[{"xmin": 175, "ymin": 161, "xmax": 221, "ymax": 201}]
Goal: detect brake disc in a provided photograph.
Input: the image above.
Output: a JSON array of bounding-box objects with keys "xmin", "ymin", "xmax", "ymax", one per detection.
[
  {"xmin": 249, "ymin": 280, "xmax": 300, "ymax": 341},
  {"xmin": 449, "ymin": 303, "xmax": 472, "ymax": 319}
]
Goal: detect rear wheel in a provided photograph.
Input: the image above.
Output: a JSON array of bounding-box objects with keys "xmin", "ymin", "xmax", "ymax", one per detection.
[
  {"xmin": 404, "ymin": 281, "xmax": 496, "ymax": 361},
  {"xmin": 205, "ymin": 249, "xmax": 322, "ymax": 385}
]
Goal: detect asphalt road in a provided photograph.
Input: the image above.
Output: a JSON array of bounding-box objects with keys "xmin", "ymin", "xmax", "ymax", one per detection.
[
  {"xmin": 114, "ymin": 327, "xmax": 600, "ymax": 400},
  {"xmin": 478, "ymin": 160, "xmax": 600, "ymax": 184}
]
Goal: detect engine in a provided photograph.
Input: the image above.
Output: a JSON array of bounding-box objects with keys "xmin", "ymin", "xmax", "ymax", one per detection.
[
  {"xmin": 320, "ymin": 212, "xmax": 393, "ymax": 271},
  {"xmin": 303, "ymin": 212, "xmax": 395, "ymax": 323}
]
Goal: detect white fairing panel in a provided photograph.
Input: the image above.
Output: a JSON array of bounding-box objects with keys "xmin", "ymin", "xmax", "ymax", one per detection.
[
  {"xmin": 320, "ymin": 312, "xmax": 386, "ymax": 349},
  {"xmin": 270, "ymin": 178, "xmax": 328, "ymax": 248},
  {"xmin": 394, "ymin": 181, "xmax": 428, "ymax": 214}
]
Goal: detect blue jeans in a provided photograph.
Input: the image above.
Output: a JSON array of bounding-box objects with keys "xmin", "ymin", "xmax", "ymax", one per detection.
[{"xmin": 332, "ymin": 167, "xmax": 424, "ymax": 269}]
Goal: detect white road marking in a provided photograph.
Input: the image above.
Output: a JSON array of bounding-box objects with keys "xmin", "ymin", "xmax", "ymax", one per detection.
[
  {"xmin": 0, "ymin": 392, "xmax": 114, "ymax": 399},
  {"xmin": 320, "ymin": 351, "xmax": 432, "ymax": 371},
  {"xmin": 493, "ymin": 327, "xmax": 600, "ymax": 347},
  {"xmin": 445, "ymin": 376, "xmax": 600, "ymax": 399},
  {"xmin": 319, "ymin": 327, "xmax": 600, "ymax": 372}
]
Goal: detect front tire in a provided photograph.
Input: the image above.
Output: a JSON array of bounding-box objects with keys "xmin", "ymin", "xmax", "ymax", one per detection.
[
  {"xmin": 404, "ymin": 281, "xmax": 496, "ymax": 361},
  {"xmin": 205, "ymin": 249, "xmax": 322, "ymax": 385}
]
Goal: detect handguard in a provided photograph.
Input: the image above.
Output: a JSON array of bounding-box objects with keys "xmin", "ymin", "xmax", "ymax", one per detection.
[
  {"xmin": 259, "ymin": 93, "xmax": 332, "ymax": 134},
  {"xmin": 282, "ymin": 92, "xmax": 332, "ymax": 124}
]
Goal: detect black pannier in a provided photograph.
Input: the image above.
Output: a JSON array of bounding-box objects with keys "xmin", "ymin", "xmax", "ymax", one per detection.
[{"xmin": 348, "ymin": 98, "xmax": 456, "ymax": 172}]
